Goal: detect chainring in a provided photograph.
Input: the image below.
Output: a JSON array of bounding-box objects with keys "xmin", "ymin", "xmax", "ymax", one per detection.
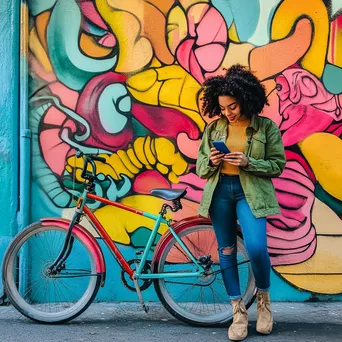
[{"xmin": 120, "ymin": 259, "xmax": 153, "ymax": 292}]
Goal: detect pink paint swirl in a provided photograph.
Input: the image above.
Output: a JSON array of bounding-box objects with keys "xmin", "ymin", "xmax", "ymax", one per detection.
[
  {"xmin": 276, "ymin": 67, "xmax": 342, "ymax": 146},
  {"xmin": 176, "ymin": 4, "xmax": 228, "ymax": 84},
  {"xmin": 267, "ymin": 151, "xmax": 317, "ymax": 266}
]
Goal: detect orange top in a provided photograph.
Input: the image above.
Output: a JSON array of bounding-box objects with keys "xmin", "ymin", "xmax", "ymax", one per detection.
[{"xmin": 220, "ymin": 118, "xmax": 251, "ymax": 175}]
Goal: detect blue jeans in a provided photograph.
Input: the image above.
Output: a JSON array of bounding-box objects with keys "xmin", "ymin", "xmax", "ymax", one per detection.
[{"xmin": 209, "ymin": 174, "xmax": 271, "ymax": 300}]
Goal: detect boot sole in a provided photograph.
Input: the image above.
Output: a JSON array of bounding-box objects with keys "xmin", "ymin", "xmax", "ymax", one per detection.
[
  {"xmin": 228, "ymin": 335, "xmax": 248, "ymax": 341},
  {"xmin": 256, "ymin": 320, "xmax": 273, "ymax": 335},
  {"xmin": 256, "ymin": 329, "xmax": 272, "ymax": 335},
  {"xmin": 228, "ymin": 328, "xmax": 248, "ymax": 341}
]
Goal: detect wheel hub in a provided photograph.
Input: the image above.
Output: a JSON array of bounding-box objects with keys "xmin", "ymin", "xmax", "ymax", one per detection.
[
  {"xmin": 42, "ymin": 261, "xmax": 58, "ymax": 278},
  {"xmin": 199, "ymin": 267, "xmax": 217, "ymax": 285},
  {"xmin": 196, "ymin": 255, "xmax": 218, "ymax": 285}
]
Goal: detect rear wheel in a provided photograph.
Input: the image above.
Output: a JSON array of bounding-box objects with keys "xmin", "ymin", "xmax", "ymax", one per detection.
[
  {"xmin": 153, "ymin": 224, "xmax": 256, "ymax": 326},
  {"xmin": 2, "ymin": 223, "xmax": 101, "ymax": 323}
]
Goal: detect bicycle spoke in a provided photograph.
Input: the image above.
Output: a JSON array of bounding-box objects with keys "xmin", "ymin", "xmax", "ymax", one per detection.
[{"xmin": 167, "ymin": 279, "xmax": 201, "ymax": 303}]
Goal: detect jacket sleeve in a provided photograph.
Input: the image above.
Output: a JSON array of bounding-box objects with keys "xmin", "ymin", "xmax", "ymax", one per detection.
[
  {"xmin": 196, "ymin": 124, "xmax": 218, "ymax": 179},
  {"xmin": 242, "ymin": 121, "xmax": 286, "ymax": 178}
]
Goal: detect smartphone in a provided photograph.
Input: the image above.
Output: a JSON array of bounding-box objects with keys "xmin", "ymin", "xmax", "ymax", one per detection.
[{"xmin": 213, "ymin": 140, "xmax": 231, "ymax": 154}]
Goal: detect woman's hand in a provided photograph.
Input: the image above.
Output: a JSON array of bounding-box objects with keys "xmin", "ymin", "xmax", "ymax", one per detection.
[
  {"xmin": 209, "ymin": 147, "xmax": 225, "ymax": 166},
  {"xmin": 224, "ymin": 152, "xmax": 249, "ymax": 167}
]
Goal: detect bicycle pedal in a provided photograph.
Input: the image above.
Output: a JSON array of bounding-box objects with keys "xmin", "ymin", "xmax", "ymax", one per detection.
[{"xmin": 135, "ymin": 250, "xmax": 144, "ymax": 256}]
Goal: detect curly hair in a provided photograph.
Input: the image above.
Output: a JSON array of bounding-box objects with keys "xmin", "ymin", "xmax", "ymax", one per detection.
[{"xmin": 200, "ymin": 64, "xmax": 269, "ymax": 118}]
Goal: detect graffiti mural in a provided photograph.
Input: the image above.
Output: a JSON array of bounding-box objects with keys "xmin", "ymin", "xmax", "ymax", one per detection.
[{"xmin": 28, "ymin": 0, "xmax": 342, "ymax": 297}]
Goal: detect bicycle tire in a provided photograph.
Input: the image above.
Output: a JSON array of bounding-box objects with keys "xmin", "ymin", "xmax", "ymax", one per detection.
[
  {"xmin": 153, "ymin": 223, "xmax": 256, "ymax": 326},
  {"xmin": 2, "ymin": 222, "xmax": 101, "ymax": 324}
]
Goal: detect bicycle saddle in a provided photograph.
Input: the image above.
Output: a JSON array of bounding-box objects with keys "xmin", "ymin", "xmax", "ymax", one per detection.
[{"xmin": 150, "ymin": 188, "xmax": 187, "ymax": 201}]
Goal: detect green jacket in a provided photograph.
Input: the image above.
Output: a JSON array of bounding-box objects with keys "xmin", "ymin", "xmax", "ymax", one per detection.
[{"xmin": 196, "ymin": 115, "xmax": 286, "ymax": 218}]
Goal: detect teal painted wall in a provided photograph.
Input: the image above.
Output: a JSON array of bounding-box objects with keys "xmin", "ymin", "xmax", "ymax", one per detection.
[{"xmin": 0, "ymin": 1, "xmax": 20, "ymax": 296}]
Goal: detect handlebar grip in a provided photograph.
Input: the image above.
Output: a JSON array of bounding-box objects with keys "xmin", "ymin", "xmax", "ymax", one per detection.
[
  {"xmin": 90, "ymin": 155, "xmax": 106, "ymax": 163},
  {"xmin": 76, "ymin": 151, "xmax": 106, "ymax": 180}
]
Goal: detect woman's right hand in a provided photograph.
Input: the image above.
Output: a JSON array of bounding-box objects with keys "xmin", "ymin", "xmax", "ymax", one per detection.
[{"xmin": 209, "ymin": 147, "xmax": 225, "ymax": 166}]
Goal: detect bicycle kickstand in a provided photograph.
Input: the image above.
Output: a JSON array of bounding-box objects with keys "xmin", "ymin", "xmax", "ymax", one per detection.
[{"xmin": 133, "ymin": 273, "xmax": 149, "ymax": 314}]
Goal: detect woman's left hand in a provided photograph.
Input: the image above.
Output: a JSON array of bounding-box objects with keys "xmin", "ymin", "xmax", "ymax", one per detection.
[{"xmin": 224, "ymin": 152, "xmax": 249, "ymax": 167}]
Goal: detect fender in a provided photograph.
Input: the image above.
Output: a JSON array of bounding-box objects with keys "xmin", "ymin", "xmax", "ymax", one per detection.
[
  {"xmin": 170, "ymin": 215, "xmax": 241, "ymax": 233},
  {"xmin": 41, "ymin": 218, "xmax": 106, "ymax": 286}
]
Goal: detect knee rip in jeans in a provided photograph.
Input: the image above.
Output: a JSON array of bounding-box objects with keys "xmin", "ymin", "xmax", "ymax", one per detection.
[{"xmin": 220, "ymin": 245, "xmax": 236, "ymax": 255}]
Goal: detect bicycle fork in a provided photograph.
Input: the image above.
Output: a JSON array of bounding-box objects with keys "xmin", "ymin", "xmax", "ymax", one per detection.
[{"xmin": 47, "ymin": 211, "xmax": 82, "ymax": 274}]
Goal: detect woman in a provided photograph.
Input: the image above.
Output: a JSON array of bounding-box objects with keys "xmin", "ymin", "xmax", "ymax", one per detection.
[{"xmin": 196, "ymin": 64, "xmax": 286, "ymax": 341}]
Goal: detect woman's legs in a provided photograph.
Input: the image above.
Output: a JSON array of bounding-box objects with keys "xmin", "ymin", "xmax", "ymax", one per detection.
[
  {"xmin": 210, "ymin": 176, "xmax": 252, "ymax": 341},
  {"xmin": 236, "ymin": 198, "xmax": 271, "ymax": 292},
  {"xmin": 209, "ymin": 177, "xmax": 241, "ymax": 300},
  {"xmin": 236, "ymin": 196, "xmax": 273, "ymax": 334}
]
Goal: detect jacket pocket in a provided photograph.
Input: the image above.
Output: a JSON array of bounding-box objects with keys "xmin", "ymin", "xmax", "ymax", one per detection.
[{"xmin": 251, "ymin": 132, "xmax": 266, "ymax": 159}]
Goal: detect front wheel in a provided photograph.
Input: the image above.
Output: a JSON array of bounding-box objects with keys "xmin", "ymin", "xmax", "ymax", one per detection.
[
  {"xmin": 153, "ymin": 224, "xmax": 256, "ymax": 326},
  {"xmin": 2, "ymin": 223, "xmax": 102, "ymax": 323}
]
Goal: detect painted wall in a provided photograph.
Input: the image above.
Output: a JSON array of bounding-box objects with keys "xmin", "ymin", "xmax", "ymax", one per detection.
[
  {"xmin": 26, "ymin": 0, "xmax": 342, "ymax": 301},
  {"xmin": 0, "ymin": 1, "xmax": 19, "ymax": 297}
]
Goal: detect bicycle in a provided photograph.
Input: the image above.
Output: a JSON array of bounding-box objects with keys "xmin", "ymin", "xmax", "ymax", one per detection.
[{"xmin": 2, "ymin": 151, "xmax": 256, "ymax": 325}]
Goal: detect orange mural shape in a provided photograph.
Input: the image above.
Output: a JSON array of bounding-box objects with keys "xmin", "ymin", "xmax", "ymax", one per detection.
[
  {"xmin": 250, "ymin": 18, "xmax": 312, "ymax": 80},
  {"xmin": 271, "ymin": 0, "xmax": 329, "ymax": 77}
]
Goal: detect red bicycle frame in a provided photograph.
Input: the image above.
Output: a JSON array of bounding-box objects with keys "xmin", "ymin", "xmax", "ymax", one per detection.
[{"xmin": 83, "ymin": 193, "xmax": 167, "ymax": 279}]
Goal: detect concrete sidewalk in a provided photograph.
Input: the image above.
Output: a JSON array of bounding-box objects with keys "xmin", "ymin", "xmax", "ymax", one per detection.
[{"xmin": 0, "ymin": 302, "xmax": 341, "ymax": 342}]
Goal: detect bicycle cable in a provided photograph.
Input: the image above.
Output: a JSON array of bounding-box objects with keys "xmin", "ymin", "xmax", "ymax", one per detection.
[
  {"xmin": 208, "ymin": 259, "xmax": 251, "ymax": 276},
  {"xmin": 71, "ymin": 150, "xmax": 77, "ymax": 207}
]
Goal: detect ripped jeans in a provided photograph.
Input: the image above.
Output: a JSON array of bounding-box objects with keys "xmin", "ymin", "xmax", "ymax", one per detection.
[{"xmin": 209, "ymin": 174, "xmax": 271, "ymax": 300}]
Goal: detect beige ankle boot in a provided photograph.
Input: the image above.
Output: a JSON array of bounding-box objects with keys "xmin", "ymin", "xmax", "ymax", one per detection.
[
  {"xmin": 228, "ymin": 299, "xmax": 248, "ymax": 341},
  {"xmin": 256, "ymin": 291, "xmax": 273, "ymax": 334}
]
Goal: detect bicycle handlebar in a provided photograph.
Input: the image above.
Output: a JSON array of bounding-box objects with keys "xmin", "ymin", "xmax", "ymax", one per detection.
[{"xmin": 75, "ymin": 150, "xmax": 106, "ymax": 180}]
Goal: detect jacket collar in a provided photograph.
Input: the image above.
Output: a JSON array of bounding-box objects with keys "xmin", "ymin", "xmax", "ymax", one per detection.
[{"xmin": 248, "ymin": 114, "xmax": 259, "ymax": 131}]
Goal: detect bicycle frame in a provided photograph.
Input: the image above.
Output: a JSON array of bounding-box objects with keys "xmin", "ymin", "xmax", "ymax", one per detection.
[
  {"xmin": 4, "ymin": 151, "xmax": 256, "ymax": 324},
  {"xmin": 55, "ymin": 189, "xmax": 205, "ymax": 281}
]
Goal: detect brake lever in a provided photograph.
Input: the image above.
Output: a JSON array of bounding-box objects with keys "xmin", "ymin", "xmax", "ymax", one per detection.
[{"xmin": 75, "ymin": 150, "xmax": 84, "ymax": 158}]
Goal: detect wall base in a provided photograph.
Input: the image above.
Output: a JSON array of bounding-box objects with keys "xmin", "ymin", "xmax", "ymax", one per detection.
[{"xmin": 0, "ymin": 237, "xmax": 11, "ymax": 298}]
